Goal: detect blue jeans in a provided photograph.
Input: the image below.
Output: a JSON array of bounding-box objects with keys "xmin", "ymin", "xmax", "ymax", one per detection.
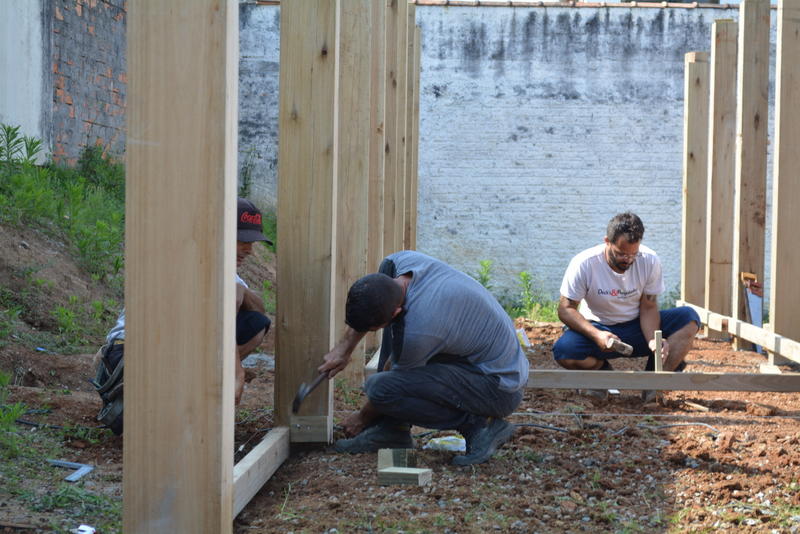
[
  {"xmin": 364, "ymin": 361, "xmax": 523, "ymax": 431},
  {"xmin": 552, "ymin": 306, "xmax": 701, "ymax": 361}
]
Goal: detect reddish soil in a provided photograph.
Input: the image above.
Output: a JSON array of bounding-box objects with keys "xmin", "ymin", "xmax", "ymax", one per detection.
[{"xmin": 2, "ymin": 224, "xmax": 799, "ymax": 532}]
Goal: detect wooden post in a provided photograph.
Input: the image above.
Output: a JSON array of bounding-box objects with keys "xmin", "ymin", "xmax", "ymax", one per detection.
[
  {"xmin": 275, "ymin": 0, "xmax": 337, "ymax": 442},
  {"xmin": 402, "ymin": 4, "xmax": 416, "ymax": 249},
  {"xmin": 394, "ymin": 0, "xmax": 409, "ymax": 252},
  {"xmin": 365, "ymin": 0, "xmax": 387, "ymax": 353},
  {"xmin": 680, "ymin": 52, "xmax": 709, "ymax": 308},
  {"xmin": 409, "ymin": 26, "xmax": 421, "ymax": 250},
  {"xmin": 333, "ymin": 0, "xmax": 372, "ymax": 388},
  {"xmin": 654, "ymin": 330, "xmax": 663, "ymax": 372},
  {"xmin": 731, "ymin": 0, "xmax": 770, "ymax": 351},
  {"xmin": 704, "ymin": 19, "xmax": 738, "ymax": 340},
  {"xmin": 124, "ymin": 1, "xmax": 237, "ymax": 531},
  {"xmin": 768, "ymin": 0, "xmax": 800, "ymax": 365},
  {"xmin": 383, "ymin": 0, "xmax": 400, "ymax": 258}
]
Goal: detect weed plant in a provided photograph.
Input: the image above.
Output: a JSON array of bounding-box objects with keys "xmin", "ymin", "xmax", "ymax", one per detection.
[
  {"xmin": 0, "ymin": 124, "xmax": 125, "ymax": 287},
  {"xmin": 472, "ymin": 260, "xmax": 559, "ymax": 323}
]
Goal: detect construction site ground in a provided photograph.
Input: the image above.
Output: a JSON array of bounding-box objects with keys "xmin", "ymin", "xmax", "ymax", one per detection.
[{"xmin": 1, "ymin": 225, "xmax": 799, "ymax": 533}]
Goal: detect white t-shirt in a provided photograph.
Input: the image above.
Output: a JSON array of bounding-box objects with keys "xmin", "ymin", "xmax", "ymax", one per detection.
[{"xmin": 560, "ymin": 243, "xmax": 665, "ymax": 325}]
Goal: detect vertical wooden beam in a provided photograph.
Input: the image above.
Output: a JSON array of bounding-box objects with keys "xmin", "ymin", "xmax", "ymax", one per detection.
[
  {"xmin": 383, "ymin": 0, "xmax": 399, "ymax": 258},
  {"xmin": 769, "ymin": 0, "xmax": 800, "ymax": 365},
  {"xmin": 732, "ymin": 0, "xmax": 770, "ymax": 350},
  {"xmin": 704, "ymin": 19, "xmax": 738, "ymax": 339},
  {"xmin": 394, "ymin": 0, "xmax": 409, "ymax": 252},
  {"xmin": 409, "ymin": 26, "xmax": 421, "ymax": 250},
  {"xmin": 275, "ymin": 0, "xmax": 337, "ymax": 442},
  {"xmin": 365, "ymin": 1, "xmax": 387, "ymax": 353},
  {"xmin": 680, "ymin": 51, "xmax": 709, "ymax": 308},
  {"xmin": 124, "ymin": 1, "xmax": 237, "ymax": 532},
  {"xmin": 333, "ymin": 0, "xmax": 372, "ymax": 388},
  {"xmin": 403, "ymin": 3, "xmax": 416, "ymax": 249}
]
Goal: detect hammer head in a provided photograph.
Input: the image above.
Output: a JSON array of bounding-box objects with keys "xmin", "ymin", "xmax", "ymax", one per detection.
[{"xmin": 291, "ymin": 371, "xmax": 328, "ymax": 414}]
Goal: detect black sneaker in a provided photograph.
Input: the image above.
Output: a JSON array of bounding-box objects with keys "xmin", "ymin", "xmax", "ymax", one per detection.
[
  {"xmin": 334, "ymin": 421, "xmax": 414, "ymax": 454},
  {"xmin": 452, "ymin": 418, "xmax": 515, "ymax": 466}
]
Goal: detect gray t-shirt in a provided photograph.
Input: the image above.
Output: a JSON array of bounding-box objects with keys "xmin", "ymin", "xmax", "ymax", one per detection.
[{"xmin": 387, "ymin": 251, "xmax": 529, "ymax": 392}]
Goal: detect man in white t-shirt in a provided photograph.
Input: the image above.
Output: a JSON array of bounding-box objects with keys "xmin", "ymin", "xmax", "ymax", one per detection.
[{"xmin": 553, "ymin": 212, "xmax": 700, "ymax": 386}]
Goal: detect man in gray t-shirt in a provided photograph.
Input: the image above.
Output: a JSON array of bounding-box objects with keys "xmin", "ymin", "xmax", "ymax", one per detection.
[{"xmin": 319, "ymin": 251, "xmax": 528, "ymax": 465}]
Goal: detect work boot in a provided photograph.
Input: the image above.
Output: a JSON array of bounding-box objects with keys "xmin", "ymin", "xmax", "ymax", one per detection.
[
  {"xmin": 452, "ymin": 418, "xmax": 515, "ymax": 466},
  {"xmin": 578, "ymin": 359, "xmax": 613, "ymax": 401},
  {"xmin": 642, "ymin": 360, "xmax": 687, "ymax": 403},
  {"xmin": 334, "ymin": 420, "xmax": 414, "ymax": 454}
]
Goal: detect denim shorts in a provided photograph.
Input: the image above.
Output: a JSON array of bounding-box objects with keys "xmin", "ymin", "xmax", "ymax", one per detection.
[{"xmin": 552, "ymin": 306, "xmax": 700, "ymax": 361}]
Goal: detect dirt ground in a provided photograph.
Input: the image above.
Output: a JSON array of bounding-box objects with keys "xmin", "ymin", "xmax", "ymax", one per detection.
[{"xmin": 2, "ymin": 225, "xmax": 800, "ymax": 533}]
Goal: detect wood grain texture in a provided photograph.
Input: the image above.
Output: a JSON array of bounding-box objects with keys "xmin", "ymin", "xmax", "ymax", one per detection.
[
  {"xmin": 769, "ymin": 0, "xmax": 800, "ymax": 345},
  {"xmin": 233, "ymin": 427, "xmax": 290, "ymax": 517},
  {"xmin": 731, "ymin": 0, "xmax": 770, "ymax": 349},
  {"xmin": 408, "ymin": 25, "xmax": 421, "ymax": 250},
  {"xmin": 124, "ymin": 0, "xmax": 237, "ymax": 531},
  {"xmin": 681, "ymin": 51, "xmax": 709, "ymax": 308},
  {"xmin": 333, "ymin": 0, "xmax": 373, "ymax": 387},
  {"xmin": 394, "ymin": 0, "xmax": 409, "ymax": 252},
  {"xmin": 383, "ymin": 0, "xmax": 400, "ymax": 257},
  {"xmin": 704, "ymin": 19, "xmax": 738, "ymax": 339},
  {"xmin": 275, "ymin": 1, "xmax": 336, "ymax": 439},
  {"xmin": 403, "ymin": 4, "xmax": 416, "ymax": 249}
]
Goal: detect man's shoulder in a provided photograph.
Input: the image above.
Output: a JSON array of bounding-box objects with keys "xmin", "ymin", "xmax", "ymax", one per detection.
[{"xmin": 569, "ymin": 244, "xmax": 606, "ymax": 268}]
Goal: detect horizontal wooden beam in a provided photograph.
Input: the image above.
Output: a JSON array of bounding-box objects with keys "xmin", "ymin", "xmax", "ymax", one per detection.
[
  {"xmin": 678, "ymin": 300, "xmax": 800, "ymax": 364},
  {"xmin": 528, "ymin": 369, "xmax": 800, "ymax": 392},
  {"xmin": 232, "ymin": 427, "xmax": 290, "ymax": 517},
  {"xmin": 289, "ymin": 415, "xmax": 333, "ymax": 443},
  {"xmin": 378, "ymin": 467, "xmax": 432, "ymax": 486}
]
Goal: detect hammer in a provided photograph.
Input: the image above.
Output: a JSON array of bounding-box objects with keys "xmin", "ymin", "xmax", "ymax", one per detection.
[
  {"xmin": 605, "ymin": 337, "xmax": 633, "ymax": 356},
  {"xmin": 291, "ymin": 371, "xmax": 329, "ymax": 414}
]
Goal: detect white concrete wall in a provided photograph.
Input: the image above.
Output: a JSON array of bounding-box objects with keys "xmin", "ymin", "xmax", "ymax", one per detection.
[
  {"xmin": 0, "ymin": 1, "xmax": 47, "ymax": 158},
  {"xmin": 414, "ymin": 5, "xmax": 775, "ymax": 303}
]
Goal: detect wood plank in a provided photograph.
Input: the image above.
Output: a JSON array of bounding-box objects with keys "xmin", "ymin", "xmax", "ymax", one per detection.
[
  {"xmin": 333, "ymin": 0, "xmax": 373, "ymax": 388},
  {"xmin": 731, "ymin": 0, "xmax": 770, "ymax": 350},
  {"xmin": 769, "ymin": 0, "xmax": 800, "ymax": 354},
  {"xmin": 290, "ymin": 415, "xmax": 334, "ymax": 443},
  {"xmin": 704, "ymin": 19, "xmax": 738, "ymax": 340},
  {"xmin": 394, "ymin": 0, "xmax": 410, "ymax": 252},
  {"xmin": 124, "ymin": 1, "xmax": 237, "ymax": 531},
  {"xmin": 275, "ymin": 1, "xmax": 337, "ymax": 440},
  {"xmin": 232, "ymin": 427, "xmax": 290, "ymax": 517},
  {"xmin": 681, "ymin": 51, "xmax": 710, "ymax": 308},
  {"xmin": 378, "ymin": 448, "xmax": 417, "ymax": 469},
  {"xmin": 365, "ymin": 0, "xmax": 387, "ymax": 354},
  {"xmin": 409, "ymin": 26, "xmax": 421, "ymax": 250},
  {"xmin": 383, "ymin": 0, "xmax": 400, "ymax": 257},
  {"xmin": 678, "ymin": 300, "xmax": 800, "ymax": 364},
  {"xmin": 378, "ymin": 467, "xmax": 432, "ymax": 486},
  {"xmin": 403, "ymin": 4, "xmax": 417, "ymax": 249},
  {"xmin": 528, "ymin": 369, "xmax": 800, "ymax": 392},
  {"xmin": 654, "ymin": 330, "xmax": 663, "ymax": 372}
]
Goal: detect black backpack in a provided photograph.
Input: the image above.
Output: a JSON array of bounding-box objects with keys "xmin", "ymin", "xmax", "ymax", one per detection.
[{"xmin": 91, "ymin": 342, "xmax": 124, "ymax": 435}]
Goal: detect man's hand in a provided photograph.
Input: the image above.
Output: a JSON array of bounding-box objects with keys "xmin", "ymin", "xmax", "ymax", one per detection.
[
  {"xmin": 318, "ymin": 347, "xmax": 351, "ymax": 378},
  {"xmin": 648, "ymin": 337, "xmax": 670, "ymax": 364},
  {"xmin": 342, "ymin": 411, "xmax": 368, "ymax": 437},
  {"xmin": 595, "ymin": 330, "xmax": 621, "ymax": 352},
  {"xmin": 235, "ymin": 362, "xmax": 245, "ymax": 405}
]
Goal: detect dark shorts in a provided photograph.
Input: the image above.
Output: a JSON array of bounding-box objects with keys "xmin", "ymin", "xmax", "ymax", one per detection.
[
  {"xmin": 236, "ymin": 310, "xmax": 270, "ymax": 346},
  {"xmin": 552, "ymin": 306, "xmax": 700, "ymax": 361}
]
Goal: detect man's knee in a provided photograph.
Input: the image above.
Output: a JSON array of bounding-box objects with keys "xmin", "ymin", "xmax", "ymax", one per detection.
[{"xmin": 364, "ymin": 372, "xmax": 403, "ymax": 407}]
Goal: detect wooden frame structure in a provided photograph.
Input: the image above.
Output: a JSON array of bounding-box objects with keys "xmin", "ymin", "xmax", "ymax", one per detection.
[{"xmin": 124, "ymin": 0, "xmax": 797, "ymax": 530}]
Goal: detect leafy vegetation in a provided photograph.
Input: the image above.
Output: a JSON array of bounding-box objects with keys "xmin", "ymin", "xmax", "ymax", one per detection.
[{"xmin": 471, "ymin": 260, "xmax": 560, "ymax": 323}]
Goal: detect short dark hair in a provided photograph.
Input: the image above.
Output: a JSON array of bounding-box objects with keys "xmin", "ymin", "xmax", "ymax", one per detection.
[
  {"xmin": 606, "ymin": 212, "xmax": 645, "ymax": 244},
  {"xmin": 345, "ymin": 273, "xmax": 403, "ymax": 332}
]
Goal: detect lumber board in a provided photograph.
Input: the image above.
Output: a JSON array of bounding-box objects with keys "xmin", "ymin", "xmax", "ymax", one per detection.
[
  {"xmin": 528, "ymin": 369, "xmax": 800, "ymax": 392},
  {"xmin": 124, "ymin": 1, "xmax": 237, "ymax": 532},
  {"xmin": 366, "ymin": 0, "xmax": 387, "ymax": 355},
  {"xmin": 378, "ymin": 448, "xmax": 417, "ymax": 469},
  {"xmin": 290, "ymin": 415, "xmax": 334, "ymax": 443},
  {"xmin": 681, "ymin": 51, "xmax": 709, "ymax": 309},
  {"xmin": 378, "ymin": 467, "xmax": 432, "ymax": 486},
  {"xmin": 769, "ymin": 0, "xmax": 800, "ymax": 347},
  {"xmin": 394, "ymin": 0, "xmax": 409, "ymax": 253},
  {"xmin": 704, "ymin": 19, "xmax": 738, "ymax": 339},
  {"xmin": 409, "ymin": 25, "xmax": 421, "ymax": 250},
  {"xmin": 232, "ymin": 427, "xmax": 290, "ymax": 517},
  {"xmin": 333, "ymin": 0, "xmax": 372, "ymax": 388},
  {"xmin": 383, "ymin": 0, "xmax": 400, "ymax": 257},
  {"xmin": 678, "ymin": 300, "xmax": 800, "ymax": 364},
  {"xmin": 731, "ymin": 0, "xmax": 770, "ymax": 350},
  {"xmin": 275, "ymin": 1, "xmax": 336, "ymax": 439},
  {"xmin": 403, "ymin": 3, "xmax": 416, "ymax": 249}
]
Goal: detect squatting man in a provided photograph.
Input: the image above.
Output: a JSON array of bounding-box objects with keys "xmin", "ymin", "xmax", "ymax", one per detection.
[
  {"xmin": 92, "ymin": 198, "xmax": 272, "ymax": 434},
  {"xmin": 318, "ymin": 250, "xmax": 529, "ymax": 465},
  {"xmin": 553, "ymin": 212, "xmax": 701, "ymax": 401}
]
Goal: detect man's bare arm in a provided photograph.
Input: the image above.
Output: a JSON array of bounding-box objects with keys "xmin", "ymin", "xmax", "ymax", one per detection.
[
  {"xmin": 237, "ymin": 283, "xmax": 265, "ymax": 314},
  {"xmin": 639, "ymin": 293, "xmax": 668, "ymax": 357},
  {"xmin": 318, "ymin": 326, "xmax": 368, "ymax": 377},
  {"xmin": 557, "ymin": 296, "xmax": 616, "ymax": 351}
]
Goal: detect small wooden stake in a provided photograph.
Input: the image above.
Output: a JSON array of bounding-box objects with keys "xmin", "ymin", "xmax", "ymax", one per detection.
[{"xmin": 654, "ymin": 330, "xmax": 663, "ymax": 372}]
